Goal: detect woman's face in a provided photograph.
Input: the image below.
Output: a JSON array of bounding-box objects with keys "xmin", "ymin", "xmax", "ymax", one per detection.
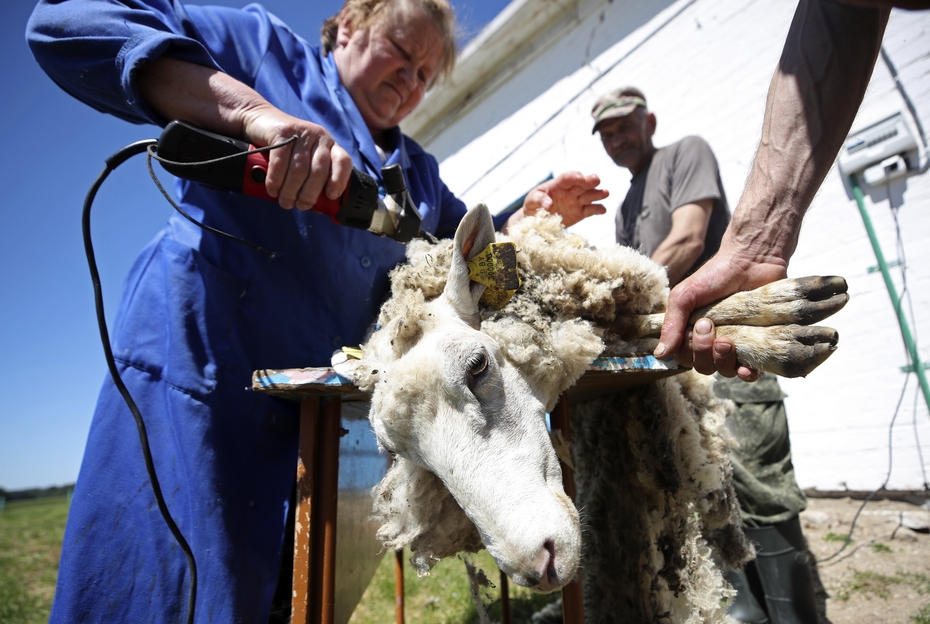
[{"xmin": 333, "ymin": 0, "xmax": 444, "ymax": 141}]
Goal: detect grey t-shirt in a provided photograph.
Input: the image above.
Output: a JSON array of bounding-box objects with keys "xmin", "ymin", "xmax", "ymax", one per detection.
[{"xmin": 616, "ymin": 135, "xmax": 731, "ymax": 276}]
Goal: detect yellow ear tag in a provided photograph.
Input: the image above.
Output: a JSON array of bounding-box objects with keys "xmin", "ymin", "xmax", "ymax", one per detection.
[
  {"xmin": 341, "ymin": 346, "xmax": 363, "ymax": 360},
  {"xmin": 466, "ymin": 242, "xmax": 521, "ymax": 310}
]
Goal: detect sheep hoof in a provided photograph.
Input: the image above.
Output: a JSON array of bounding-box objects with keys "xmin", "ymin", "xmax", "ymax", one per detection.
[
  {"xmin": 785, "ymin": 276, "xmax": 849, "ymax": 325},
  {"xmin": 720, "ymin": 324, "xmax": 839, "ymax": 378},
  {"xmin": 792, "ymin": 275, "xmax": 848, "ymax": 301},
  {"xmin": 694, "ymin": 276, "xmax": 849, "ymax": 327},
  {"xmin": 789, "ymin": 292, "xmax": 850, "ymax": 326}
]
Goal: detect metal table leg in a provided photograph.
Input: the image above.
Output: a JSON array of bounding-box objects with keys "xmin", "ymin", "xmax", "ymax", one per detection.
[
  {"xmin": 291, "ymin": 396, "xmax": 342, "ymax": 624},
  {"xmin": 395, "ymin": 549, "xmax": 405, "ymax": 624}
]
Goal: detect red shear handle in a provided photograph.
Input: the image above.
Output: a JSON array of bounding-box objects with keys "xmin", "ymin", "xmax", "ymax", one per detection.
[
  {"xmin": 239, "ymin": 150, "xmax": 348, "ymax": 221},
  {"xmin": 156, "ymin": 121, "xmax": 374, "ymax": 228}
]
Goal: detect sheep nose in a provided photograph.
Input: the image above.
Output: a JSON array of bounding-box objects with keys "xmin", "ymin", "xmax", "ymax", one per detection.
[{"xmin": 533, "ymin": 540, "xmax": 561, "ymax": 592}]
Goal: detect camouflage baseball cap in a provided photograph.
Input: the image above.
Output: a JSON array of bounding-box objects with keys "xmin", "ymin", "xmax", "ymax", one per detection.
[{"xmin": 591, "ymin": 86, "xmax": 647, "ymax": 133}]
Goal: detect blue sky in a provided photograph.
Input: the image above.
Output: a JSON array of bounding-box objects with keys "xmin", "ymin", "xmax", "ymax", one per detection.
[{"xmin": 0, "ymin": 0, "xmax": 505, "ymax": 491}]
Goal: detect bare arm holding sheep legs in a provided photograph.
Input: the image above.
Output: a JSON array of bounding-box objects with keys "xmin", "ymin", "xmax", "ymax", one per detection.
[{"xmin": 656, "ymin": 0, "xmax": 890, "ymax": 379}]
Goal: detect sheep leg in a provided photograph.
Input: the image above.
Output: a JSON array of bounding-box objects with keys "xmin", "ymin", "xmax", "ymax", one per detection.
[
  {"xmin": 608, "ymin": 319, "xmax": 840, "ymax": 377},
  {"xmin": 608, "ymin": 277, "xmax": 846, "ymax": 377},
  {"xmin": 691, "ymin": 276, "xmax": 848, "ymax": 327},
  {"xmin": 612, "ymin": 276, "xmax": 848, "ymax": 339},
  {"xmin": 610, "ymin": 313, "xmax": 666, "ymax": 338},
  {"xmin": 717, "ymin": 324, "xmax": 839, "ymax": 378}
]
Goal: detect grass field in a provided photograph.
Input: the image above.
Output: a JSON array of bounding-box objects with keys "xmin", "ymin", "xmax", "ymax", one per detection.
[
  {"xmin": 0, "ymin": 496, "xmax": 556, "ymax": 624},
  {"xmin": 349, "ymin": 549, "xmax": 555, "ymax": 623},
  {"xmin": 0, "ymin": 496, "xmax": 68, "ymax": 624}
]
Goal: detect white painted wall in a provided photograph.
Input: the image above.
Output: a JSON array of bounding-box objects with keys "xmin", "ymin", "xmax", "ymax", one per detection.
[{"xmin": 408, "ymin": 0, "xmax": 930, "ymax": 491}]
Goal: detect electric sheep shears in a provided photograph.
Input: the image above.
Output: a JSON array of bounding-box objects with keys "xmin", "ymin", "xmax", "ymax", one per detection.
[{"xmin": 155, "ymin": 120, "xmax": 427, "ymax": 243}]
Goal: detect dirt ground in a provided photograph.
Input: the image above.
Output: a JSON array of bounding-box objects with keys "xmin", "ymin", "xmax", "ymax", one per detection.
[{"xmin": 800, "ymin": 495, "xmax": 930, "ymax": 623}]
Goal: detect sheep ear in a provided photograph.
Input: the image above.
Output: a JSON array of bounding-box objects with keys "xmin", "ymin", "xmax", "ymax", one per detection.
[{"xmin": 444, "ymin": 204, "xmax": 496, "ymax": 326}]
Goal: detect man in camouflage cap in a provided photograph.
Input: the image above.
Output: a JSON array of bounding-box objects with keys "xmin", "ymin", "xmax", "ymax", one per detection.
[
  {"xmin": 591, "ymin": 86, "xmax": 730, "ymax": 285},
  {"xmin": 590, "ymin": 86, "xmax": 822, "ymax": 624},
  {"xmin": 590, "ymin": 86, "xmax": 648, "ymax": 131}
]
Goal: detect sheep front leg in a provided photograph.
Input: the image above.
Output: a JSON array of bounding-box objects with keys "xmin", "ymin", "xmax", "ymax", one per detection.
[
  {"xmin": 693, "ymin": 276, "xmax": 848, "ymax": 327},
  {"xmin": 716, "ymin": 323, "xmax": 839, "ymax": 378},
  {"xmin": 609, "ymin": 276, "xmax": 847, "ymax": 377},
  {"xmin": 612, "ymin": 276, "xmax": 847, "ymax": 339}
]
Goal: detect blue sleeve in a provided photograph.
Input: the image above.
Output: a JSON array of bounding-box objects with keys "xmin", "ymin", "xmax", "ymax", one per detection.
[
  {"xmin": 26, "ymin": 0, "xmax": 278, "ymax": 126},
  {"xmin": 492, "ymin": 211, "xmax": 513, "ymax": 231}
]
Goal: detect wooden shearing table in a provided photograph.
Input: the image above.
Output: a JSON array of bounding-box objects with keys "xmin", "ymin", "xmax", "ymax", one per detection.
[{"xmin": 252, "ymin": 354, "xmax": 681, "ymax": 624}]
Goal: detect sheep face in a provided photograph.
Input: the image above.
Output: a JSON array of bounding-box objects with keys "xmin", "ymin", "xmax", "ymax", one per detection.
[{"xmin": 356, "ymin": 206, "xmax": 581, "ymax": 591}]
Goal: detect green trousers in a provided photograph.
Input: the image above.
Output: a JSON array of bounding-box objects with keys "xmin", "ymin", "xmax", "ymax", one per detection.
[{"xmin": 714, "ymin": 374, "xmax": 807, "ymax": 525}]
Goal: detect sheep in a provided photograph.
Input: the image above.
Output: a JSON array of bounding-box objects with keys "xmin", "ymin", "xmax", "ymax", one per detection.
[{"xmin": 340, "ymin": 204, "xmax": 846, "ymax": 621}]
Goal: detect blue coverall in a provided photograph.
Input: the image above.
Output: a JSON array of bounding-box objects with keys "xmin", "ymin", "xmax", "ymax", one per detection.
[{"xmin": 27, "ymin": 1, "xmax": 499, "ymax": 620}]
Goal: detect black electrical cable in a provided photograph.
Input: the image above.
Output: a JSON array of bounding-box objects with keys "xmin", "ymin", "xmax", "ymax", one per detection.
[
  {"xmin": 83, "ymin": 132, "xmax": 303, "ymax": 622},
  {"xmin": 145, "ymin": 136, "xmax": 301, "ymax": 258},
  {"xmin": 816, "ymin": 371, "xmax": 911, "ymax": 565},
  {"xmin": 886, "ymin": 180, "xmax": 929, "ymax": 491},
  {"xmin": 82, "ymin": 139, "xmax": 198, "ymax": 624}
]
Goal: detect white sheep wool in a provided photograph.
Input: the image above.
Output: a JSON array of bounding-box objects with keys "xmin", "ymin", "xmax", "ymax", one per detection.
[{"xmin": 354, "ymin": 208, "xmax": 753, "ymax": 622}]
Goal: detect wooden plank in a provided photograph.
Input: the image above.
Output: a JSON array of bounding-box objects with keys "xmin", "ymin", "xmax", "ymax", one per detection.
[
  {"xmin": 395, "ymin": 549, "xmax": 405, "ymax": 624},
  {"xmin": 499, "ymin": 570, "xmax": 511, "ymax": 624},
  {"xmin": 252, "ymin": 356, "xmax": 683, "ymax": 402},
  {"xmin": 568, "ymin": 355, "xmax": 682, "ymax": 401},
  {"xmin": 252, "ymin": 368, "xmax": 367, "ymax": 401}
]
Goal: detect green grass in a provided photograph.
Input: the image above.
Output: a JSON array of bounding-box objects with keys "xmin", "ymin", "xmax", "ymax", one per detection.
[
  {"xmin": 871, "ymin": 542, "xmax": 893, "ymax": 554},
  {"xmin": 837, "ymin": 569, "xmax": 930, "ymax": 603},
  {"xmin": 350, "ymin": 549, "xmax": 557, "ymax": 623},
  {"xmin": 824, "ymin": 531, "xmax": 851, "ymax": 543},
  {"xmin": 836, "ymin": 568, "xmax": 930, "ymax": 623},
  {"xmin": 0, "ymin": 495, "xmax": 559, "ymax": 624},
  {"xmin": 16, "ymin": 497, "xmax": 928, "ymax": 623},
  {"xmin": 901, "ymin": 571, "xmax": 930, "ymax": 595},
  {"xmin": 911, "ymin": 602, "xmax": 930, "ymax": 624},
  {"xmin": 0, "ymin": 496, "xmax": 69, "ymax": 624}
]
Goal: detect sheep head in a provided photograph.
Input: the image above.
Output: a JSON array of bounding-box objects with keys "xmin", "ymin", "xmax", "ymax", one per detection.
[{"xmin": 349, "ymin": 205, "xmax": 583, "ymax": 592}]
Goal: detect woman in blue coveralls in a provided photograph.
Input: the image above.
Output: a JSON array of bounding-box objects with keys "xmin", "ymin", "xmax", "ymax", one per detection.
[{"xmin": 27, "ymin": 0, "xmax": 607, "ymax": 620}]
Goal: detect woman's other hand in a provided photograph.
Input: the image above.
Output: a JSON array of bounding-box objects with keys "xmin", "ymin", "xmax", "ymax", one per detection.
[{"xmin": 504, "ymin": 171, "xmax": 608, "ymax": 232}]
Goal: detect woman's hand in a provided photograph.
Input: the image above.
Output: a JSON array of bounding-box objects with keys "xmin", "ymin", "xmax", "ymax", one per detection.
[
  {"xmin": 139, "ymin": 57, "xmax": 353, "ymax": 211},
  {"xmin": 240, "ymin": 106, "xmax": 353, "ymax": 211},
  {"xmin": 504, "ymin": 171, "xmax": 608, "ymax": 232}
]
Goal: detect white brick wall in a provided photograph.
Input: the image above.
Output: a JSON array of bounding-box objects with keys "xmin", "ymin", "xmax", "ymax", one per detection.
[{"xmin": 421, "ymin": 0, "xmax": 930, "ymax": 491}]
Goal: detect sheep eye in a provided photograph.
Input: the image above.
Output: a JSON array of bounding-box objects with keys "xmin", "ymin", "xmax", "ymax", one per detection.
[
  {"xmin": 469, "ymin": 352, "xmax": 488, "ymax": 376},
  {"xmin": 465, "ymin": 350, "xmax": 489, "ymax": 390}
]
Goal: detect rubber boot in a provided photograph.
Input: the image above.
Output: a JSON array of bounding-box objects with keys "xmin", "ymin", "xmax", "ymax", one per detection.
[
  {"xmin": 744, "ymin": 516, "xmax": 818, "ymax": 624},
  {"xmin": 727, "ymin": 566, "xmax": 770, "ymax": 623}
]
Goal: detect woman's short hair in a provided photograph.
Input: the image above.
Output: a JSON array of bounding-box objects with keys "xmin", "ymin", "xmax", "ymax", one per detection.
[{"xmin": 321, "ymin": 0, "xmax": 457, "ymax": 86}]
